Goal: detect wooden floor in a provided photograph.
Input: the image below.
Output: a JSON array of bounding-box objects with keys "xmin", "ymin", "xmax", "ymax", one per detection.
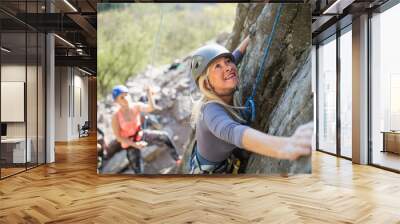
[
  {"xmin": 0, "ymin": 135, "xmax": 400, "ymax": 223},
  {"xmin": 1, "ymin": 167, "xmax": 26, "ymax": 178},
  {"xmin": 373, "ymin": 150, "xmax": 400, "ymax": 171}
]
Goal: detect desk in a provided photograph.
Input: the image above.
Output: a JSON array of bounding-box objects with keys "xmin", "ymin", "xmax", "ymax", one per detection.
[
  {"xmin": 381, "ymin": 131, "xmax": 400, "ymax": 155},
  {"xmin": 1, "ymin": 138, "xmax": 31, "ymax": 164}
]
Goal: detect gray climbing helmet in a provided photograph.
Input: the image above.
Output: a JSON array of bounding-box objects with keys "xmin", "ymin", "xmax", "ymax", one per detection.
[{"xmin": 190, "ymin": 44, "xmax": 234, "ymax": 87}]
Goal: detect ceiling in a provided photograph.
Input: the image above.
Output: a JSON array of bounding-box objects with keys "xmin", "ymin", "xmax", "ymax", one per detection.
[
  {"xmin": 2, "ymin": 0, "xmax": 395, "ymax": 75},
  {"xmin": 0, "ymin": 0, "xmax": 98, "ymax": 75},
  {"xmin": 312, "ymin": 0, "xmax": 391, "ymax": 44}
]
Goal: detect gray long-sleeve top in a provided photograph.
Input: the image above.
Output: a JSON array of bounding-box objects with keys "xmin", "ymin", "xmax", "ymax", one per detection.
[
  {"xmin": 194, "ymin": 48, "xmax": 246, "ymax": 163},
  {"xmin": 196, "ymin": 102, "xmax": 249, "ymax": 162}
]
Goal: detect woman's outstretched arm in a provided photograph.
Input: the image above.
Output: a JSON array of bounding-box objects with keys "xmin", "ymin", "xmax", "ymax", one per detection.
[
  {"xmin": 202, "ymin": 103, "xmax": 312, "ymax": 160},
  {"xmin": 236, "ymin": 35, "xmax": 250, "ymax": 55},
  {"xmin": 138, "ymin": 86, "xmax": 160, "ymax": 113},
  {"xmin": 242, "ymin": 122, "xmax": 313, "ymax": 160},
  {"xmin": 232, "ymin": 35, "xmax": 250, "ymax": 65}
]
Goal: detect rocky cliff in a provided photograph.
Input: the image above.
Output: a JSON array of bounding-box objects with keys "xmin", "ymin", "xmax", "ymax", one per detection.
[{"xmin": 226, "ymin": 3, "xmax": 313, "ymax": 174}]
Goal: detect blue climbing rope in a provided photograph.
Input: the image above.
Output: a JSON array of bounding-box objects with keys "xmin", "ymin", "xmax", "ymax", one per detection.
[{"xmin": 241, "ymin": 4, "xmax": 284, "ymax": 123}]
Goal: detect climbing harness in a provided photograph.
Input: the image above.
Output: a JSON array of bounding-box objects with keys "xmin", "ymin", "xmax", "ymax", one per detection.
[
  {"xmin": 241, "ymin": 4, "xmax": 284, "ymax": 123},
  {"xmin": 189, "ymin": 142, "xmax": 249, "ymax": 174}
]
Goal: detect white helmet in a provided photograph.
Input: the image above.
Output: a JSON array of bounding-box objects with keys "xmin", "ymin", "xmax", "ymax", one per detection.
[{"xmin": 190, "ymin": 44, "xmax": 234, "ymax": 87}]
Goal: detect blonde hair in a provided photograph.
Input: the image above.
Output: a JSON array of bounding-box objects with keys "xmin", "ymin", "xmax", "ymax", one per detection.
[{"xmin": 191, "ymin": 66, "xmax": 247, "ymax": 127}]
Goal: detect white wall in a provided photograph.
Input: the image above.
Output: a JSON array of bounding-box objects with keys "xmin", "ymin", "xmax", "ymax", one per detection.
[
  {"xmin": 54, "ymin": 67, "xmax": 89, "ymax": 141},
  {"xmin": 1, "ymin": 64, "xmax": 26, "ymax": 164},
  {"xmin": 1, "ymin": 65, "xmax": 28, "ymax": 138},
  {"xmin": 72, "ymin": 72, "xmax": 89, "ymax": 137},
  {"xmin": 54, "ymin": 66, "xmax": 69, "ymax": 141},
  {"xmin": 1, "ymin": 63, "xmax": 46, "ymax": 164}
]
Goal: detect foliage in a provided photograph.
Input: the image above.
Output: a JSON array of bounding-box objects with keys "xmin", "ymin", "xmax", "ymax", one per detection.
[{"xmin": 97, "ymin": 3, "xmax": 236, "ymax": 99}]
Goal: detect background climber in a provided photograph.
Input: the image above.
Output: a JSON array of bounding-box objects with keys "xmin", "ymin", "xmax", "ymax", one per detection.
[{"xmin": 107, "ymin": 85, "xmax": 181, "ymax": 173}]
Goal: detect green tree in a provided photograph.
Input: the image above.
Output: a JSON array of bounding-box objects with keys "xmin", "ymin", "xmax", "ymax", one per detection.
[{"xmin": 97, "ymin": 3, "xmax": 236, "ymax": 99}]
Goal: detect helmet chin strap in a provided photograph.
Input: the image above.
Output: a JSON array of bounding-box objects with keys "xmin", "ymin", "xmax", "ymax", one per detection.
[{"xmin": 206, "ymin": 76, "xmax": 235, "ymax": 97}]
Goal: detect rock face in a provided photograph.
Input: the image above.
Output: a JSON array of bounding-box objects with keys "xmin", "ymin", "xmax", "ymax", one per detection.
[
  {"xmin": 98, "ymin": 3, "xmax": 313, "ymax": 175},
  {"xmin": 226, "ymin": 3, "xmax": 313, "ymax": 174}
]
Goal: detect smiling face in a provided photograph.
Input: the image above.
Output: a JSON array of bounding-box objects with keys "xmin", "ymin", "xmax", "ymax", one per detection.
[
  {"xmin": 115, "ymin": 92, "xmax": 130, "ymax": 108},
  {"xmin": 206, "ymin": 56, "xmax": 238, "ymax": 95}
]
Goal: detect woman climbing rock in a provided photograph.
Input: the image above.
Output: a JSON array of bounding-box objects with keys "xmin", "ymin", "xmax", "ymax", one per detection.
[
  {"xmin": 109, "ymin": 85, "xmax": 181, "ymax": 173},
  {"xmin": 189, "ymin": 37, "xmax": 313, "ymax": 174}
]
